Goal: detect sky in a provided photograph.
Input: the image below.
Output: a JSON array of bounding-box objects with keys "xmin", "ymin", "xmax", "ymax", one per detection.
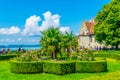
[{"xmin": 0, "ymin": 0, "xmax": 110, "ymax": 45}]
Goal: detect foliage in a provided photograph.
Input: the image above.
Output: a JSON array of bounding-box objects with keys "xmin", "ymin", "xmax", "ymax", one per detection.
[
  {"xmin": 40, "ymin": 27, "xmax": 63, "ymax": 59},
  {"xmin": 13, "ymin": 51, "xmax": 24, "ymax": 54},
  {"xmin": 70, "ymin": 51, "xmax": 78, "ymax": 60},
  {"xmin": 78, "ymin": 49, "xmax": 95, "ymax": 61},
  {"xmin": 95, "ymin": 0, "xmax": 120, "ymax": 49},
  {"xmin": 64, "ymin": 32, "xmax": 78, "ymax": 57},
  {"xmin": 1, "ymin": 61, "xmax": 120, "ymax": 80},
  {"xmin": 0, "ymin": 54, "xmax": 19, "ymax": 60},
  {"xmin": 40, "ymin": 27, "xmax": 78, "ymax": 59},
  {"xmin": 10, "ymin": 60, "xmax": 43, "ymax": 73},
  {"xmin": 43, "ymin": 61, "xmax": 75, "ymax": 75},
  {"xmin": 76, "ymin": 61, "xmax": 107, "ymax": 73},
  {"xmin": 15, "ymin": 50, "xmax": 39, "ymax": 62}
]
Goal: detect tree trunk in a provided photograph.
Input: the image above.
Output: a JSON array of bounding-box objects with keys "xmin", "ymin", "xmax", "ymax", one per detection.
[
  {"xmin": 115, "ymin": 45, "xmax": 119, "ymax": 50},
  {"xmin": 51, "ymin": 52, "xmax": 54, "ymax": 59},
  {"xmin": 52, "ymin": 52, "xmax": 57, "ymax": 59},
  {"xmin": 53, "ymin": 52, "xmax": 55, "ymax": 59},
  {"xmin": 67, "ymin": 48, "xmax": 71, "ymax": 58}
]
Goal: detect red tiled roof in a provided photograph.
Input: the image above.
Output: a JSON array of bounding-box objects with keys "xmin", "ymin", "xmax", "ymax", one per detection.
[{"xmin": 85, "ymin": 21, "xmax": 96, "ymax": 34}]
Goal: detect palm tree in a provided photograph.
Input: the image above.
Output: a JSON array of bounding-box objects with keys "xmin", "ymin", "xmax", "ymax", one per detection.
[
  {"xmin": 64, "ymin": 32, "xmax": 78, "ymax": 58},
  {"xmin": 40, "ymin": 27, "xmax": 62, "ymax": 59}
]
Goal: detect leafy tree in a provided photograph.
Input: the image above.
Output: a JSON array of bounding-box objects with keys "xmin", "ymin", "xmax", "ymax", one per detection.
[
  {"xmin": 64, "ymin": 32, "xmax": 78, "ymax": 57},
  {"xmin": 40, "ymin": 27, "xmax": 62, "ymax": 59},
  {"xmin": 40, "ymin": 27, "xmax": 78, "ymax": 59},
  {"xmin": 95, "ymin": 0, "xmax": 120, "ymax": 49}
]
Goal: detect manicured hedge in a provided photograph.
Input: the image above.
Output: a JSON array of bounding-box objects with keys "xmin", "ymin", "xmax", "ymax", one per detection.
[
  {"xmin": 43, "ymin": 61, "xmax": 75, "ymax": 75},
  {"xmin": 76, "ymin": 61, "xmax": 107, "ymax": 73},
  {"xmin": 95, "ymin": 53, "xmax": 120, "ymax": 60},
  {"xmin": 0, "ymin": 54, "xmax": 19, "ymax": 60},
  {"xmin": 10, "ymin": 60, "xmax": 43, "ymax": 74},
  {"xmin": 10, "ymin": 60, "xmax": 108, "ymax": 74}
]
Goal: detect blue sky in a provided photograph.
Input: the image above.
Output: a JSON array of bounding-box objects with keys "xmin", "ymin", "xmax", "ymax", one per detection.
[{"xmin": 0, "ymin": 0, "xmax": 110, "ymax": 44}]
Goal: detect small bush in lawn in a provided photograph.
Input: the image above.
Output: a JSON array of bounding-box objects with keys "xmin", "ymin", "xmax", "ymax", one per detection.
[
  {"xmin": 70, "ymin": 51, "xmax": 78, "ymax": 60},
  {"xmin": 78, "ymin": 49, "xmax": 95, "ymax": 61}
]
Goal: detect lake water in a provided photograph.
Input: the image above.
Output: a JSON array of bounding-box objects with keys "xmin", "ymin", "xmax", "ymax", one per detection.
[{"xmin": 0, "ymin": 44, "xmax": 41, "ymax": 51}]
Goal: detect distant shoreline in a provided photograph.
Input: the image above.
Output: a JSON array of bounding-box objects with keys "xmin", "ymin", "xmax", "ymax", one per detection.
[
  {"xmin": 0, "ymin": 44, "xmax": 40, "ymax": 48},
  {"xmin": 0, "ymin": 44, "xmax": 41, "ymax": 50}
]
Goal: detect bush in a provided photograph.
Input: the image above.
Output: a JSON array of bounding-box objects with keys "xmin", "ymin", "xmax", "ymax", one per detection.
[
  {"xmin": 16, "ymin": 50, "xmax": 39, "ymax": 62},
  {"xmin": 43, "ymin": 61, "xmax": 75, "ymax": 75},
  {"xmin": 95, "ymin": 53, "xmax": 120, "ymax": 60},
  {"xmin": 10, "ymin": 60, "xmax": 43, "ymax": 73},
  {"xmin": 0, "ymin": 54, "xmax": 19, "ymax": 60},
  {"xmin": 76, "ymin": 61, "xmax": 107, "ymax": 73},
  {"xmin": 78, "ymin": 49, "xmax": 95, "ymax": 61}
]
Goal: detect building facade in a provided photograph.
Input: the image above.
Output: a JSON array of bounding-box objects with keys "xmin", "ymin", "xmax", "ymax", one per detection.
[{"xmin": 78, "ymin": 20, "xmax": 103, "ymax": 49}]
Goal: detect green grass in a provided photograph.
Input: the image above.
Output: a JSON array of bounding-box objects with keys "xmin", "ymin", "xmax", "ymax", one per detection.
[
  {"xmin": 94, "ymin": 50, "xmax": 120, "ymax": 54},
  {"xmin": 0, "ymin": 60, "xmax": 120, "ymax": 80}
]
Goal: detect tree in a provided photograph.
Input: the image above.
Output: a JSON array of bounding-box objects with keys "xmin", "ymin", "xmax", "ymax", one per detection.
[
  {"xmin": 64, "ymin": 32, "xmax": 78, "ymax": 57},
  {"xmin": 40, "ymin": 27, "xmax": 78, "ymax": 59},
  {"xmin": 40, "ymin": 27, "xmax": 62, "ymax": 59},
  {"xmin": 95, "ymin": 0, "xmax": 120, "ymax": 49}
]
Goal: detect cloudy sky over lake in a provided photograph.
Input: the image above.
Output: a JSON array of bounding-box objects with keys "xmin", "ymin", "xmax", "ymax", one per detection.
[{"xmin": 0, "ymin": 0, "xmax": 110, "ymax": 44}]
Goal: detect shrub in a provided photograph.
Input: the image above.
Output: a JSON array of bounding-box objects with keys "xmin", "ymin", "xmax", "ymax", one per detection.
[
  {"xmin": 12, "ymin": 51, "xmax": 23, "ymax": 54},
  {"xmin": 10, "ymin": 60, "xmax": 43, "ymax": 73},
  {"xmin": 16, "ymin": 50, "xmax": 39, "ymax": 62},
  {"xmin": 43, "ymin": 61, "xmax": 75, "ymax": 75},
  {"xmin": 78, "ymin": 49, "xmax": 95, "ymax": 61},
  {"xmin": 0, "ymin": 54, "xmax": 19, "ymax": 60},
  {"xmin": 70, "ymin": 51, "xmax": 78, "ymax": 60},
  {"xmin": 76, "ymin": 61, "xmax": 107, "ymax": 73}
]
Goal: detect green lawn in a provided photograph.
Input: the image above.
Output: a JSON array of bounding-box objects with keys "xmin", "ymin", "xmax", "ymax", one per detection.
[
  {"xmin": 95, "ymin": 50, "xmax": 120, "ymax": 54},
  {"xmin": 0, "ymin": 60, "xmax": 120, "ymax": 80}
]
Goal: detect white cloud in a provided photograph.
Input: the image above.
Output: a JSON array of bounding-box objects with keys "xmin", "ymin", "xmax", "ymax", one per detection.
[
  {"xmin": 74, "ymin": 32, "xmax": 79, "ymax": 36},
  {"xmin": 22, "ymin": 11, "xmax": 61, "ymax": 35},
  {"xmin": 40, "ymin": 11, "xmax": 60, "ymax": 31},
  {"xmin": 60, "ymin": 26, "xmax": 70, "ymax": 33},
  {"xmin": 0, "ymin": 11, "xmax": 71, "ymax": 37},
  {"xmin": 0, "ymin": 26, "xmax": 20, "ymax": 35},
  {"xmin": 22, "ymin": 15, "xmax": 41, "ymax": 35}
]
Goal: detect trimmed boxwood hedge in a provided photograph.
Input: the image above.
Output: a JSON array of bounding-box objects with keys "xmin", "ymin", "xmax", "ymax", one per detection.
[
  {"xmin": 10, "ymin": 60, "xmax": 43, "ymax": 74},
  {"xmin": 43, "ymin": 61, "xmax": 75, "ymax": 75},
  {"xmin": 95, "ymin": 53, "xmax": 120, "ymax": 60},
  {"xmin": 76, "ymin": 61, "xmax": 107, "ymax": 73},
  {"xmin": 10, "ymin": 60, "xmax": 108, "ymax": 74},
  {"xmin": 0, "ymin": 54, "xmax": 19, "ymax": 60}
]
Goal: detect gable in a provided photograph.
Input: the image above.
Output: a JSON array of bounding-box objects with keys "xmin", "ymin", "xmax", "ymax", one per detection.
[{"xmin": 79, "ymin": 20, "xmax": 96, "ymax": 36}]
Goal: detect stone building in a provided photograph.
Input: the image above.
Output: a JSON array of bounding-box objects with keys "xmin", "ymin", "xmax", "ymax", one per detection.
[{"xmin": 78, "ymin": 20, "xmax": 103, "ymax": 49}]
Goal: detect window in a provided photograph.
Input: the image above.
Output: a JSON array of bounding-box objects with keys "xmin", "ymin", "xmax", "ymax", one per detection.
[{"xmin": 90, "ymin": 37, "xmax": 92, "ymax": 43}]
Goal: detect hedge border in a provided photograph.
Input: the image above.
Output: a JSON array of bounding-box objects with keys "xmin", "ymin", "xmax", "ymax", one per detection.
[
  {"xmin": 0, "ymin": 54, "xmax": 19, "ymax": 60},
  {"xmin": 10, "ymin": 60, "xmax": 107, "ymax": 74},
  {"xmin": 76, "ymin": 61, "xmax": 107, "ymax": 73},
  {"xmin": 43, "ymin": 61, "xmax": 75, "ymax": 75},
  {"xmin": 10, "ymin": 60, "xmax": 43, "ymax": 74}
]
